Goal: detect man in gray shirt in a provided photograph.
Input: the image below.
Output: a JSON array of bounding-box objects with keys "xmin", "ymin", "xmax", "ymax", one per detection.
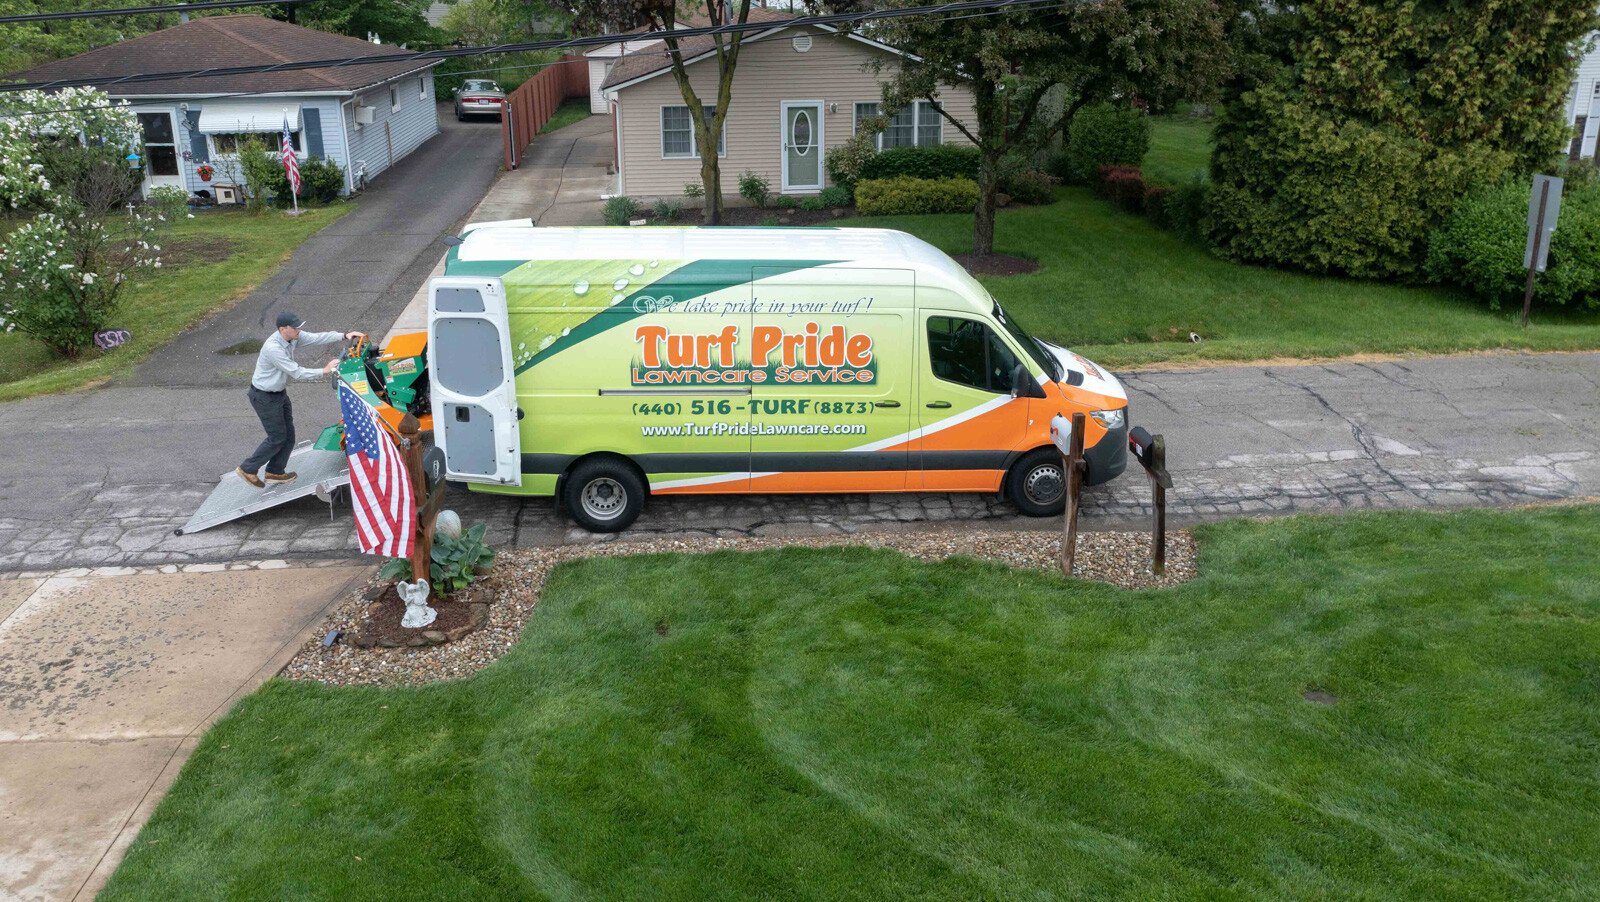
[{"xmin": 236, "ymin": 311, "xmax": 363, "ymax": 488}]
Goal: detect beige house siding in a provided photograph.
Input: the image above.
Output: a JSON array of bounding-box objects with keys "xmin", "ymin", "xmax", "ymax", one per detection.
[{"xmin": 611, "ymin": 27, "xmax": 975, "ymax": 199}]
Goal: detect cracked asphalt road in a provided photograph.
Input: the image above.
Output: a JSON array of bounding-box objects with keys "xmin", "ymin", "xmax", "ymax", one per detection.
[{"xmin": 3, "ymin": 351, "xmax": 1598, "ymax": 572}]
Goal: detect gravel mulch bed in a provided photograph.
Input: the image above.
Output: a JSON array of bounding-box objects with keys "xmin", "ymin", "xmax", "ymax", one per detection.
[{"xmin": 281, "ymin": 527, "xmax": 1197, "ymax": 688}]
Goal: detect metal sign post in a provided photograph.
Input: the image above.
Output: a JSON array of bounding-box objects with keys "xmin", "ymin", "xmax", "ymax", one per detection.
[
  {"xmin": 1128, "ymin": 426, "xmax": 1174, "ymax": 576},
  {"xmin": 1522, "ymin": 174, "xmax": 1564, "ymax": 327},
  {"xmin": 1051, "ymin": 412, "xmax": 1086, "ymax": 577}
]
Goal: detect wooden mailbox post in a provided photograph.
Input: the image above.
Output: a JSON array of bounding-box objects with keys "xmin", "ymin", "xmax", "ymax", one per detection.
[
  {"xmin": 1051, "ymin": 412, "xmax": 1087, "ymax": 577},
  {"xmin": 1128, "ymin": 426, "xmax": 1173, "ymax": 575}
]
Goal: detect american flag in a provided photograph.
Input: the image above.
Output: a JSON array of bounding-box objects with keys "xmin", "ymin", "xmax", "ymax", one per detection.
[
  {"xmin": 338, "ymin": 381, "xmax": 414, "ymax": 558},
  {"xmin": 280, "ymin": 115, "xmax": 301, "ymax": 196}
]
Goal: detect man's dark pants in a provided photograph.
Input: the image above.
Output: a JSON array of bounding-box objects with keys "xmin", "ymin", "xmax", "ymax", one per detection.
[{"xmin": 241, "ymin": 387, "xmax": 295, "ymax": 475}]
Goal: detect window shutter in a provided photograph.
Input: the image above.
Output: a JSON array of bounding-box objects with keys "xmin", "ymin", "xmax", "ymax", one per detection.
[
  {"xmin": 303, "ymin": 107, "xmax": 325, "ymax": 159},
  {"xmin": 185, "ymin": 108, "xmax": 208, "ymax": 162}
]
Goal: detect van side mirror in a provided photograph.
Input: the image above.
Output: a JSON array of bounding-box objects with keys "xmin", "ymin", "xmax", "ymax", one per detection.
[{"xmin": 1011, "ymin": 363, "xmax": 1047, "ymax": 399}]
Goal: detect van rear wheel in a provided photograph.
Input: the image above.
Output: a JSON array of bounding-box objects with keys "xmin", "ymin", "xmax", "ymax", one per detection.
[
  {"xmin": 1007, "ymin": 449, "xmax": 1066, "ymax": 517},
  {"xmin": 564, "ymin": 458, "xmax": 646, "ymax": 533}
]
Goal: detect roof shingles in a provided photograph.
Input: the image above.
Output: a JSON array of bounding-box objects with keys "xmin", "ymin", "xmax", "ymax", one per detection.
[{"xmin": 9, "ymin": 15, "xmax": 435, "ymax": 96}]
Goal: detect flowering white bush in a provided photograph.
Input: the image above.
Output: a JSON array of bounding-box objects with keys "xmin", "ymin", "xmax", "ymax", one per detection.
[{"xmin": 0, "ymin": 88, "xmax": 164, "ymax": 357}]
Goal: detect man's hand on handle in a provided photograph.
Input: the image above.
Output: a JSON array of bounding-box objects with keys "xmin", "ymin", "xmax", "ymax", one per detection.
[
  {"xmin": 323, "ymin": 359, "xmax": 339, "ymax": 375},
  {"xmin": 345, "ymin": 331, "xmax": 366, "ymax": 340}
]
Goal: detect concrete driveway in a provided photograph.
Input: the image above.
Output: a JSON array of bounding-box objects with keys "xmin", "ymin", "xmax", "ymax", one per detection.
[{"xmin": 129, "ymin": 107, "xmax": 505, "ymax": 388}]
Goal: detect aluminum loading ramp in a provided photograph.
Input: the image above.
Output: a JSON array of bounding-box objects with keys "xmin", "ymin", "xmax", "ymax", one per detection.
[{"xmin": 176, "ymin": 442, "xmax": 350, "ymax": 536}]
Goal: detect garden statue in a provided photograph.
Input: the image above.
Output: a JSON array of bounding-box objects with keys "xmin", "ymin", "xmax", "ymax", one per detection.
[{"xmin": 398, "ymin": 578, "xmax": 436, "ymax": 629}]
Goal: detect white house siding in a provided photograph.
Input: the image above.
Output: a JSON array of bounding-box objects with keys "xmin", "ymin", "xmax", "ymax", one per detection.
[
  {"xmin": 611, "ymin": 27, "xmax": 976, "ymax": 199},
  {"xmin": 1568, "ymin": 33, "xmax": 1600, "ymax": 160},
  {"xmin": 589, "ymin": 58, "xmax": 616, "ymax": 113},
  {"xmin": 342, "ymin": 71, "xmax": 441, "ymax": 186}
]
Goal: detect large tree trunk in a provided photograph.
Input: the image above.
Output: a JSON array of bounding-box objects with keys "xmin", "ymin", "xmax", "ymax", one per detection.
[
  {"xmin": 700, "ymin": 156, "xmax": 723, "ymax": 225},
  {"xmin": 974, "ymin": 159, "xmax": 1000, "ymax": 256}
]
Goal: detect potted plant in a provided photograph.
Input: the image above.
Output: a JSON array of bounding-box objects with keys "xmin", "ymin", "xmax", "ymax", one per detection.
[{"xmin": 196, "ymin": 162, "xmax": 214, "ymax": 182}]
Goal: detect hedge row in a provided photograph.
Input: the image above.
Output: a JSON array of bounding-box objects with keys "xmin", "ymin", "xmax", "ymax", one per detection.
[{"xmin": 855, "ymin": 176, "xmax": 980, "ymax": 216}]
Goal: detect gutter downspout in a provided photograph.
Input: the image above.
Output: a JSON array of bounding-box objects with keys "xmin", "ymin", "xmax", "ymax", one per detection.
[{"xmin": 339, "ymin": 98, "xmax": 355, "ymax": 194}]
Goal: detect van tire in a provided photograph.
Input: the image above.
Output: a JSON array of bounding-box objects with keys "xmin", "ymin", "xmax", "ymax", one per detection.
[
  {"xmin": 564, "ymin": 458, "xmax": 646, "ymax": 533},
  {"xmin": 1006, "ymin": 449, "xmax": 1066, "ymax": 517}
]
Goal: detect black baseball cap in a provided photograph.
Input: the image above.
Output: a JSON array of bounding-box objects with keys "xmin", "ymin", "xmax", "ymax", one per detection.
[{"xmin": 275, "ymin": 311, "xmax": 305, "ymax": 329}]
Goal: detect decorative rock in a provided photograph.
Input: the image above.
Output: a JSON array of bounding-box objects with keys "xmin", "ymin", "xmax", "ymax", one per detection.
[{"xmin": 421, "ymin": 630, "xmax": 447, "ymax": 645}]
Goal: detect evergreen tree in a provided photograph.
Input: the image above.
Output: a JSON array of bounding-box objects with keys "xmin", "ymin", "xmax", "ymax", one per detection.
[{"xmin": 1209, "ymin": 1, "xmax": 1599, "ymax": 279}]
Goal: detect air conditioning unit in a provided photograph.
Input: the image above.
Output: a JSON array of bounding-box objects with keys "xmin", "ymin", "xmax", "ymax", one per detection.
[{"xmin": 355, "ymin": 105, "xmax": 375, "ymax": 126}]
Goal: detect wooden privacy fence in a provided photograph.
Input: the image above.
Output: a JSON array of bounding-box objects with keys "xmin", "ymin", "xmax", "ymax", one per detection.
[{"xmin": 501, "ymin": 56, "xmax": 590, "ymax": 170}]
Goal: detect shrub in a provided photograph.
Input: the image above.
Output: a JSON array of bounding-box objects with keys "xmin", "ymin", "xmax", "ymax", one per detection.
[
  {"xmin": 818, "ymin": 185, "xmax": 852, "ymax": 208},
  {"xmin": 234, "ymin": 136, "xmax": 282, "ymax": 213},
  {"xmin": 652, "ymin": 198, "xmax": 681, "ymax": 222},
  {"xmin": 603, "ymin": 195, "xmax": 639, "ymax": 225},
  {"xmin": 855, "ymin": 176, "xmax": 979, "ymax": 216},
  {"xmin": 299, "ymin": 158, "xmax": 344, "ymax": 204},
  {"xmin": 269, "ymin": 157, "xmax": 345, "ymax": 208},
  {"xmin": 1095, "ymin": 165, "xmax": 1147, "ymax": 213},
  {"xmin": 1160, "ymin": 180, "xmax": 1212, "ymax": 244},
  {"xmin": 1062, "ymin": 103, "xmax": 1150, "ymax": 185},
  {"xmin": 1425, "ymin": 178, "xmax": 1600, "ymax": 310},
  {"xmin": 379, "ymin": 523, "xmax": 497, "ymax": 595},
  {"xmin": 798, "ymin": 195, "xmax": 826, "ymax": 211},
  {"xmin": 859, "ymin": 144, "xmax": 981, "ymax": 182},
  {"xmin": 825, "ymin": 125, "xmax": 880, "ymax": 193},
  {"xmin": 682, "ymin": 181, "xmax": 705, "ymax": 199},
  {"xmin": 774, "ymin": 195, "xmax": 799, "ymax": 210},
  {"xmin": 1000, "ymin": 167, "xmax": 1057, "ymax": 205},
  {"xmin": 738, "ymin": 170, "xmax": 771, "ymax": 208},
  {"xmin": 1143, "ymin": 184, "xmax": 1175, "ymax": 228},
  {"xmin": 146, "ymin": 185, "xmax": 189, "ymax": 221}
]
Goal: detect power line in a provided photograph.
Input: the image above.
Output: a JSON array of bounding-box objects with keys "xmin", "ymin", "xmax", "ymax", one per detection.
[
  {"xmin": 0, "ymin": 0, "xmax": 310, "ymax": 26},
  {"xmin": 1, "ymin": 0, "xmax": 1059, "ymax": 92}
]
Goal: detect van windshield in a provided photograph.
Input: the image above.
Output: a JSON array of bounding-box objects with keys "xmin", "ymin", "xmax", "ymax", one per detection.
[{"xmin": 992, "ymin": 301, "xmax": 1062, "ymax": 382}]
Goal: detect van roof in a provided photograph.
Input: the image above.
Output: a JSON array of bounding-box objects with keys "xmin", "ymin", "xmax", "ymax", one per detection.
[{"xmin": 452, "ymin": 225, "xmax": 988, "ymax": 299}]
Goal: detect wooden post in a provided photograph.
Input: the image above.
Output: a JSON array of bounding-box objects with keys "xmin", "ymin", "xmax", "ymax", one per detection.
[
  {"xmin": 1150, "ymin": 434, "xmax": 1167, "ymax": 576},
  {"xmin": 398, "ymin": 414, "xmax": 432, "ymax": 584},
  {"xmin": 1063, "ymin": 411, "xmax": 1085, "ymax": 577}
]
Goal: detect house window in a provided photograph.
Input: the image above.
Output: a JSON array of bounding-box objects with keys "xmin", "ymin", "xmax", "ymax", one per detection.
[
  {"xmin": 390, "ymin": 86, "xmax": 400, "ymax": 112},
  {"xmin": 209, "ymin": 130, "xmax": 304, "ymax": 156},
  {"xmin": 662, "ymin": 105, "xmax": 724, "ymax": 158},
  {"xmin": 854, "ymin": 100, "xmax": 943, "ymax": 149},
  {"xmin": 419, "ymin": 77, "xmax": 426, "ymax": 98}
]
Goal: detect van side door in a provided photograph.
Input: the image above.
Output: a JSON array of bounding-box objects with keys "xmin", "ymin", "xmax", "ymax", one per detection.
[
  {"xmin": 913, "ymin": 311, "xmax": 1032, "ymax": 491},
  {"xmin": 746, "ymin": 266, "xmax": 915, "ymax": 492},
  {"xmin": 428, "ymin": 277, "xmax": 523, "ymax": 485}
]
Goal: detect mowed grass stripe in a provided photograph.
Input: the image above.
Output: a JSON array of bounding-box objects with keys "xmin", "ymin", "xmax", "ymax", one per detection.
[{"xmin": 102, "ymin": 506, "xmax": 1600, "ymax": 901}]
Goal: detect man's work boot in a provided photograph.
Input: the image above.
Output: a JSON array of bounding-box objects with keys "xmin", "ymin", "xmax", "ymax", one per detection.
[
  {"xmin": 264, "ymin": 471, "xmax": 298, "ymax": 484},
  {"xmin": 235, "ymin": 467, "xmax": 265, "ymax": 488}
]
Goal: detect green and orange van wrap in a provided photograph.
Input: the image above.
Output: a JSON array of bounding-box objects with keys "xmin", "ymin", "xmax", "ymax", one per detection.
[{"xmin": 443, "ymin": 244, "xmax": 1128, "ymax": 498}]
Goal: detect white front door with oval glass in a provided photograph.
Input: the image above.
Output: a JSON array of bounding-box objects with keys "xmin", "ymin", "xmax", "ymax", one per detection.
[{"xmin": 781, "ymin": 101, "xmax": 823, "ymax": 192}]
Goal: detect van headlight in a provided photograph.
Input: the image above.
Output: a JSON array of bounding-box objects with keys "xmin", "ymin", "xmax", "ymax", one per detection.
[{"xmin": 1090, "ymin": 408, "xmax": 1125, "ymax": 429}]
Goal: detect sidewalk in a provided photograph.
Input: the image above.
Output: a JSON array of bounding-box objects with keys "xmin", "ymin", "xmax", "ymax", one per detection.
[
  {"xmin": 0, "ymin": 562, "xmax": 369, "ymax": 901},
  {"xmin": 388, "ymin": 113, "xmax": 613, "ymax": 339}
]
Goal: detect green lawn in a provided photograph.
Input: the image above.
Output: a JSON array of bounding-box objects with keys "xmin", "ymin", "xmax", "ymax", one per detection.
[
  {"xmin": 842, "ymin": 189, "xmax": 1600, "ymax": 367},
  {"xmin": 0, "ymin": 204, "xmax": 349, "ymax": 401},
  {"xmin": 1144, "ymin": 114, "xmax": 1213, "ymax": 185},
  {"xmin": 539, "ymin": 98, "xmax": 593, "ymax": 135},
  {"xmin": 103, "ymin": 506, "xmax": 1600, "ymax": 901}
]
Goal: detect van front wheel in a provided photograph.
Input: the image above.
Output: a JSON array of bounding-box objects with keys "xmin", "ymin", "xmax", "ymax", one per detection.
[
  {"xmin": 565, "ymin": 459, "xmax": 646, "ymax": 533},
  {"xmin": 1007, "ymin": 449, "xmax": 1066, "ymax": 517}
]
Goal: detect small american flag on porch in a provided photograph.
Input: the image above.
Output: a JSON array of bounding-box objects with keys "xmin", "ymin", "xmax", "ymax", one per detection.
[{"xmin": 338, "ymin": 381, "xmax": 415, "ymax": 558}]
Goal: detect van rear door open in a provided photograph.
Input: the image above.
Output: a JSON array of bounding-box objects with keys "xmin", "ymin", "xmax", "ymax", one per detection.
[{"xmin": 428, "ymin": 277, "xmax": 523, "ymax": 485}]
